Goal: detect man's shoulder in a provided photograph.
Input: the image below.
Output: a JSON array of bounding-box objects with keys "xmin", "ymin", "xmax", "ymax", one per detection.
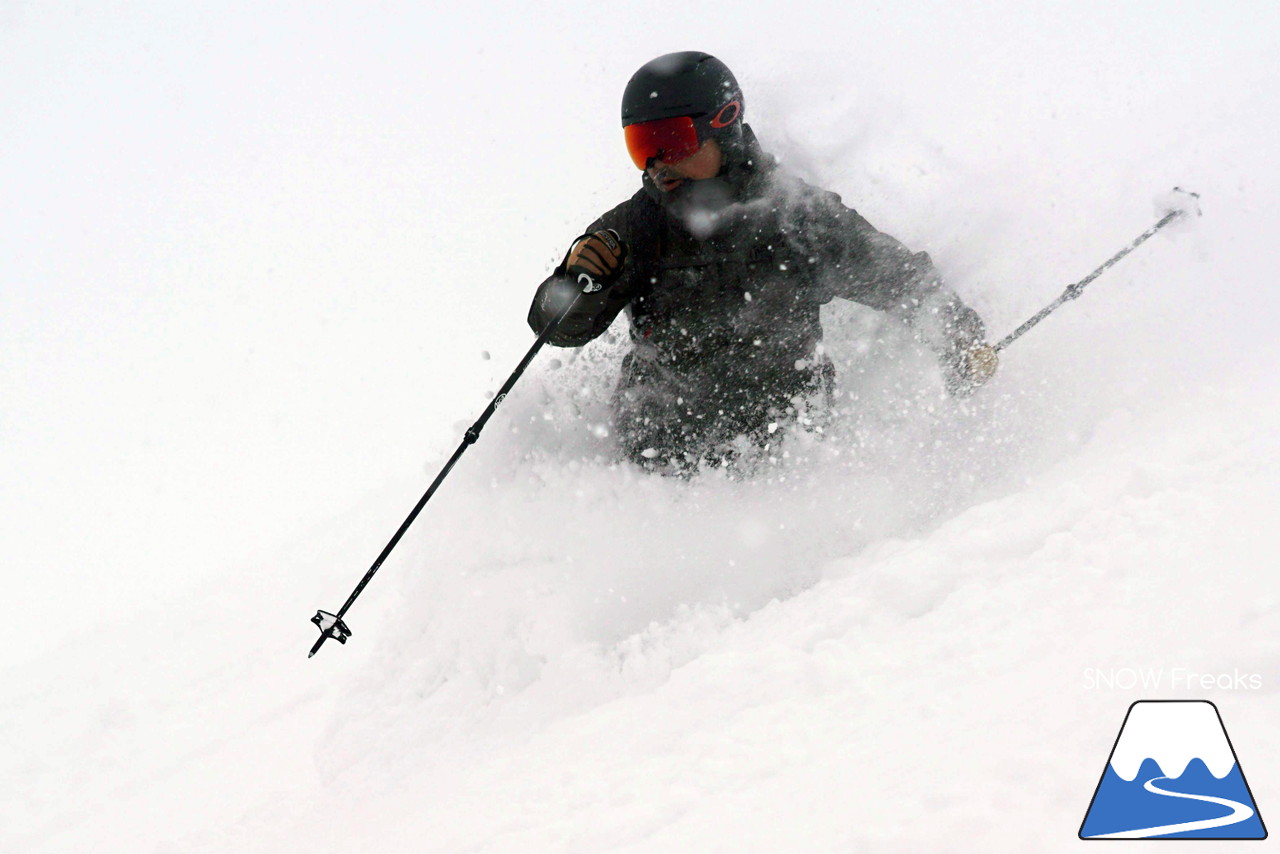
[
  {"xmin": 592, "ymin": 188, "xmax": 662, "ymax": 244},
  {"xmin": 597, "ymin": 192, "xmax": 641, "ymax": 221},
  {"xmin": 757, "ymin": 167, "xmax": 854, "ymax": 230}
]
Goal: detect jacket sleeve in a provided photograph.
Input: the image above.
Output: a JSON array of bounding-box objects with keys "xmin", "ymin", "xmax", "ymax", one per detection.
[
  {"xmin": 803, "ymin": 188, "xmax": 986, "ymax": 364},
  {"xmin": 527, "ymin": 198, "xmax": 646, "ymax": 348}
]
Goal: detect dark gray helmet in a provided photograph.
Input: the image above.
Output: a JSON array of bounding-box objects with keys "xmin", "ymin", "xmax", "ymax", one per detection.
[{"xmin": 621, "ymin": 52, "xmax": 744, "ymax": 134}]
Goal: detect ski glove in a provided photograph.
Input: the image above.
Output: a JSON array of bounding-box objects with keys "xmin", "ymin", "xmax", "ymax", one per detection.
[
  {"xmin": 945, "ymin": 343, "xmax": 999, "ymax": 397},
  {"xmin": 563, "ymin": 229, "xmax": 627, "ymax": 293}
]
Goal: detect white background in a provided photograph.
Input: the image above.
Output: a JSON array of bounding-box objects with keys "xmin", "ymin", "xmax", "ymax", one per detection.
[{"xmin": 3, "ymin": 2, "xmax": 1278, "ymax": 851}]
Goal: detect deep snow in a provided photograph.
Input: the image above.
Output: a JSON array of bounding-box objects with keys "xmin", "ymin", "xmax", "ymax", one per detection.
[{"xmin": 3, "ymin": 3, "xmax": 1279, "ymax": 852}]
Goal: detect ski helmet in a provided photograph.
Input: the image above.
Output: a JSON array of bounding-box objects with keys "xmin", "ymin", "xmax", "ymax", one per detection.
[{"xmin": 621, "ymin": 52, "xmax": 745, "ymax": 170}]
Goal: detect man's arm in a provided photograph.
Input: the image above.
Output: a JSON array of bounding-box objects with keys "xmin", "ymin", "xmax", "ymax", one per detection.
[
  {"xmin": 527, "ymin": 196, "xmax": 645, "ymax": 347},
  {"xmin": 801, "ymin": 187, "xmax": 994, "ymax": 393}
]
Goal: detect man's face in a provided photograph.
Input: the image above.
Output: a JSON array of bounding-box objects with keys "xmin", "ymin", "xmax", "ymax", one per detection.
[{"xmin": 648, "ymin": 138, "xmax": 724, "ymax": 193}]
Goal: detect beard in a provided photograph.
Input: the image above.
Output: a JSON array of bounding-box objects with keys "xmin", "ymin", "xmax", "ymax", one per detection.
[{"xmin": 655, "ymin": 175, "xmax": 739, "ymax": 239}]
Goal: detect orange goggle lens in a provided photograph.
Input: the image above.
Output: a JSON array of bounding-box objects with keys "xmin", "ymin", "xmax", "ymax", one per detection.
[{"xmin": 623, "ymin": 116, "xmax": 700, "ymax": 170}]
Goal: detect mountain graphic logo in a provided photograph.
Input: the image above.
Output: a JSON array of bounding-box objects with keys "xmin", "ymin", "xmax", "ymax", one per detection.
[{"xmin": 1080, "ymin": 700, "xmax": 1267, "ymax": 839}]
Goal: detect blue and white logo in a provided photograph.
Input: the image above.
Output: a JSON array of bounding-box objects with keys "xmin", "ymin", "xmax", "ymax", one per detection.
[{"xmin": 1080, "ymin": 700, "xmax": 1266, "ymax": 839}]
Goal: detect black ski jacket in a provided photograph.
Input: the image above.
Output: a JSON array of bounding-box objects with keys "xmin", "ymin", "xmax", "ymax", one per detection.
[{"xmin": 528, "ymin": 128, "xmax": 984, "ymax": 467}]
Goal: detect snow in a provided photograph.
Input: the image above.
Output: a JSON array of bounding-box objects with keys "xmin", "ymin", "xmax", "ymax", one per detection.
[
  {"xmin": 1109, "ymin": 702, "xmax": 1237, "ymax": 782},
  {"xmin": 3, "ymin": 2, "xmax": 1279, "ymax": 852}
]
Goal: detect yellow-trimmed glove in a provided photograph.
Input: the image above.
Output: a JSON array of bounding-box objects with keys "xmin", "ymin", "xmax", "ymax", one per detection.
[{"xmin": 946, "ymin": 343, "xmax": 999, "ymax": 397}]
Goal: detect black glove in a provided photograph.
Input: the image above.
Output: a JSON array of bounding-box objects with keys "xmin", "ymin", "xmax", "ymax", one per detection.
[{"xmin": 562, "ymin": 229, "xmax": 627, "ymax": 293}]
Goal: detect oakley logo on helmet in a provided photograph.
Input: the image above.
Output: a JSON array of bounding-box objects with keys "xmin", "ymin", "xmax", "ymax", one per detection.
[{"xmin": 710, "ymin": 100, "xmax": 742, "ymax": 129}]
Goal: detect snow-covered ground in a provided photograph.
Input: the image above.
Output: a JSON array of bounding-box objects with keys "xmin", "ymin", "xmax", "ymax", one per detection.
[{"xmin": 3, "ymin": 3, "xmax": 1278, "ymax": 851}]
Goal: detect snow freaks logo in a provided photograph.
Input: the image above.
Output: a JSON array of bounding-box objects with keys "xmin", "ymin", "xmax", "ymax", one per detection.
[{"xmin": 1079, "ymin": 701, "xmax": 1267, "ymax": 840}]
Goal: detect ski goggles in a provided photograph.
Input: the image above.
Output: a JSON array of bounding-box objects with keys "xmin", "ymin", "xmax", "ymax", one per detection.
[{"xmin": 623, "ymin": 116, "xmax": 701, "ymax": 170}]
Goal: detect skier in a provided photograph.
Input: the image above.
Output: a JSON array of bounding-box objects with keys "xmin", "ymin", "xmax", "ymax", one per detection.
[{"xmin": 529, "ymin": 51, "xmax": 998, "ymax": 473}]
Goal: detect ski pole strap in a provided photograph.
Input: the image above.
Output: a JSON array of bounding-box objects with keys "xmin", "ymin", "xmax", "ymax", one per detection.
[{"xmin": 994, "ymin": 206, "xmax": 1186, "ymax": 353}]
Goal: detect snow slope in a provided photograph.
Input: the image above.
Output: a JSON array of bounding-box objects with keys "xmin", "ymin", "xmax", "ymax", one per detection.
[{"xmin": 3, "ymin": 3, "xmax": 1278, "ymax": 852}]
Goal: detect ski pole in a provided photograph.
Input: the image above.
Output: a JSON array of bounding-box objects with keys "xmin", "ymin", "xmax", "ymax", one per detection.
[
  {"xmin": 994, "ymin": 188, "xmax": 1200, "ymax": 352},
  {"xmin": 308, "ymin": 282, "xmax": 594, "ymax": 658}
]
